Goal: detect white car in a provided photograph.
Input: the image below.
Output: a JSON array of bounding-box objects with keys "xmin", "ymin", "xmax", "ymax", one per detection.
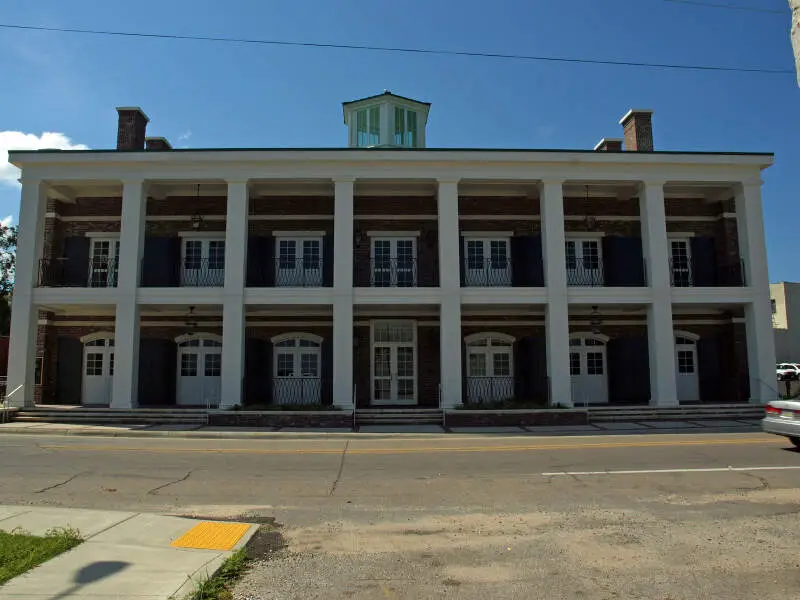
[
  {"xmin": 762, "ymin": 400, "xmax": 800, "ymax": 448},
  {"xmin": 776, "ymin": 363, "xmax": 800, "ymax": 381}
]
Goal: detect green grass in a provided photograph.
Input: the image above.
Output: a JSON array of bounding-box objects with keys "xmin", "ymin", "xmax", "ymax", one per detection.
[
  {"xmin": 0, "ymin": 527, "xmax": 82, "ymax": 586},
  {"xmin": 187, "ymin": 548, "xmax": 249, "ymax": 600}
]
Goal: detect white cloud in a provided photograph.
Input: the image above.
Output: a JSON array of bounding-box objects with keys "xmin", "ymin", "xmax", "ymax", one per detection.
[
  {"xmin": 178, "ymin": 129, "xmax": 192, "ymax": 142},
  {"xmin": 0, "ymin": 215, "xmax": 12, "ymax": 227},
  {"xmin": 1, "ymin": 131, "xmax": 88, "ymax": 188}
]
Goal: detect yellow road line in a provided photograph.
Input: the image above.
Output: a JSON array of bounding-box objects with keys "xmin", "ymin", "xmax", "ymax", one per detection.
[{"xmin": 40, "ymin": 436, "xmax": 783, "ymax": 457}]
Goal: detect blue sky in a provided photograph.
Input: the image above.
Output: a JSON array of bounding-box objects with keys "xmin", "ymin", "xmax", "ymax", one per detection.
[{"xmin": 0, "ymin": 0, "xmax": 796, "ymax": 280}]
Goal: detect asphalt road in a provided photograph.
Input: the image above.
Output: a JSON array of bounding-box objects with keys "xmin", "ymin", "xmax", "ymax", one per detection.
[{"xmin": 2, "ymin": 431, "xmax": 800, "ymax": 599}]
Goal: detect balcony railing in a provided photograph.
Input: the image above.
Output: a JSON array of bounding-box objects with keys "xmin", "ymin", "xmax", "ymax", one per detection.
[
  {"xmin": 272, "ymin": 376, "xmax": 325, "ymax": 406},
  {"xmin": 38, "ymin": 258, "xmax": 119, "ymax": 288},
  {"xmin": 180, "ymin": 259, "xmax": 225, "ymax": 287},
  {"xmin": 356, "ymin": 258, "xmax": 437, "ymax": 288},
  {"xmin": 274, "ymin": 257, "xmax": 324, "ymax": 287},
  {"xmin": 463, "ymin": 258, "xmax": 513, "ymax": 287},
  {"xmin": 566, "ymin": 257, "xmax": 604, "ymax": 287},
  {"xmin": 669, "ymin": 259, "xmax": 746, "ymax": 287},
  {"xmin": 464, "ymin": 376, "xmax": 515, "ymax": 404}
]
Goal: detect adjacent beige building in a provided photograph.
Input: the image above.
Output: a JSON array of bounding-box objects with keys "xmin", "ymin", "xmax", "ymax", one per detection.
[{"xmin": 771, "ymin": 282, "xmax": 800, "ymax": 362}]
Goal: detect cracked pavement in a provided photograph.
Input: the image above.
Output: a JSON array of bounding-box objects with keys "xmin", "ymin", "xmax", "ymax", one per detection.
[{"xmin": 1, "ymin": 431, "xmax": 800, "ymax": 598}]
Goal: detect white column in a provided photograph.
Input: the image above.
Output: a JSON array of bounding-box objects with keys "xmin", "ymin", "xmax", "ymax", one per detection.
[
  {"xmin": 438, "ymin": 179, "xmax": 462, "ymax": 408},
  {"xmin": 220, "ymin": 180, "xmax": 249, "ymax": 409},
  {"xmin": 111, "ymin": 180, "xmax": 147, "ymax": 409},
  {"xmin": 332, "ymin": 178, "xmax": 355, "ymax": 408},
  {"xmin": 6, "ymin": 179, "xmax": 47, "ymax": 408},
  {"xmin": 639, "ymin": 180, "xmax": 678, "ymax": 407},
  {"xmin": 540, "ymin": 180, "xmax": 572, "ymax": 407},
  {"xmin": 735, "ymin": 182, "xmax": 777, "ymax": 403}
]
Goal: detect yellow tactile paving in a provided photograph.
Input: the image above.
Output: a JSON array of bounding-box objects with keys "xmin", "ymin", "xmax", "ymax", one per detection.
[{"xmin": 171, "ymin": 521, "xmax": 251, "ymax": 551}]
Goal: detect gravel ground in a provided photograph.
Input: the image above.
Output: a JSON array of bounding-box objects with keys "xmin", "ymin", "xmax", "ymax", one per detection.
[{"xmin": 233, "ymin": 488, "xmax": 800, "ymax": 600}]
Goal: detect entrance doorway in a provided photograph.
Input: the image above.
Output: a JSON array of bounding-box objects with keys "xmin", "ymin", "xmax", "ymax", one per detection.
[
  {"xmin": 675, "ymin": 333, "xmax": 700, "ymax": 402},
  {"xmin": 371, "ymin": 321, "xmax": 417, "ymax": 405},
  {"xmin": 82, "ymin": 335, "xmax": 114, "ymax": 405},
  {"xmin": 176, "ymin": 334, "xmax": 222, "ymax": 407},
  {"xmin": 569, "ymin": 334, "xmax": 608, "ymax": 405}
]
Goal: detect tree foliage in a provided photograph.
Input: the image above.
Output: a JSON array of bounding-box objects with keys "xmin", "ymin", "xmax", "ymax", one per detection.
[{"xmin": 0, "ymin": 224, "xmax": 17, "ymax": 335}]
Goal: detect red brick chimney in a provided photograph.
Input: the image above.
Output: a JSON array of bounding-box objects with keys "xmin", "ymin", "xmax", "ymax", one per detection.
[
  {"xmin": 594, "ymin": 138, "xmax": 623, "ymax": 152},
  {"xmin": 619, "ymin": 109, "xmax": 654, "ymax": 152},
  {"xmin": 145, "ymin": 137, "xmax": 172, "ymax": 150},
  {"xmin": 116, "ymin": 107, "xmax": 149, "ymax": 150}
]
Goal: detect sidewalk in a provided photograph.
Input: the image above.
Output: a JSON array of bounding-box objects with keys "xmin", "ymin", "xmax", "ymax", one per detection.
[
  {"xmin": 0, "ymin": 418, "xmax": 762, "ymax": 439},
  {"xmin": 0, "ymin": 505, "xmax": 257, "ymax": 599}
]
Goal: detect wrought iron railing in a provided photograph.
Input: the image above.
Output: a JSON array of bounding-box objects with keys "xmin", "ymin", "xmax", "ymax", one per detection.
[
  {"xmin": 566, "ymin": 257, "xmax": 604, "ymax": 287},
  {"xmin": 180, "ymin": 259, "xmax": 225, "ymax": 287},
  {"xmin": 464, "ymin": 376, "xmax": 515, "ymax": 404},
  {"xmin": 462, "ymin": 258, "xmax": 513, "ymax": 287},
  {"xmin": 38, "ymin": 258, "xmax": 119, "ymax": 287},
  {"xmin": 669, "ymin": 258, "xmax": 746, "ymax": 287},
  {"xmin": 273, "ymin": 257, "xmax": 324, "ymax": 287},
  {"xmin": 272, "ymin": 376, "xmax": 324, "ymax": 406},
  {"xmin": 359, "ymin": 258, "xmax": 432, "ymax": 288}
]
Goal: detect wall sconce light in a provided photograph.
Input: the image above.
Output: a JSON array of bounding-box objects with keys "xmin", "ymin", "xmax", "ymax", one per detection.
[
  {"xmin": 589, "ymin": 305, "xmax": 602, "ymax": 333},
  {"xmin": 186, "ymin": 306, "xmax": 198, "ymax": 331},
  {"xmin": 355, "ymin": 230, "xmax": 363, "ymax": 247}
]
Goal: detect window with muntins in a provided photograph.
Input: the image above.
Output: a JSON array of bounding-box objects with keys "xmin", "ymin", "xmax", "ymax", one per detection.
[
  {"xmin": 394, "ymin": 107, "xmax": 418, "ymax": 147},
  {"xmin": 356, "ymin": 106, "xmax": 381, "ymax": 147}
]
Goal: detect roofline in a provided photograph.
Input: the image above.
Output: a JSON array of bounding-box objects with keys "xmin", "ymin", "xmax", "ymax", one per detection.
[
  {"xmin": 8, "ymin": 147, "xmax": 774, "ymax": 157},
  {"xmin": 342, "ymin": 91, "xmax": 431, "ymax": 107}
]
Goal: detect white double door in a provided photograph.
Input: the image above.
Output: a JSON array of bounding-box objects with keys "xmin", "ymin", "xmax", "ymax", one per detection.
[
  {"xmin": 569, "ymin": 337, "xmax": 608, "ymax": 405},
  {"xmin": 273, "ymin": 343, "xmax": 321, "ymax": 404},
  {"xmin": 176, "ymin": 340, "xmax": 222, "ymax": 406},
  {"xmin": 276, "ymin": 238, "xmax": 322, "ymax": 286},
  {"xmin": 182, "ymin": 239, "xmax": 225, "ymax": 286},
  {"xmin": 372, "ymin": 238, "xmax": 416, "ymax": 287},
  {"xmin": 464, "ymin": 238, "xmax": 511, "ymax": 286},
  {"xmin": 89, "ymin": 238, "xmax": 120, "ymax": 287},
  {"xmin": 372, "ymin": 321, "xmax": 416, "ymax": 405}
]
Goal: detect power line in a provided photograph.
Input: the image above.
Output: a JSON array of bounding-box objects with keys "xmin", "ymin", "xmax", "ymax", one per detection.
[
  {"xmin": 0, "ymin": 22, "xmax": 793, "ymax": 75},
  {"xmin": 659, "ymin": 0, "xmax": 786, "ymax": 14}
]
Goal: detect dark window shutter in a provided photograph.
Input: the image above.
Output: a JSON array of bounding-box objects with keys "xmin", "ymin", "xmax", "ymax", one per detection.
[
  {"xmin": 530, "ymin": 336, "xmax": 548, "ymax": 403},
  {"xmin": 141, "ymin": 237, "xmax": 180, "ymax": 287},
  {"xmin": 529, "ymin": 235, "xmax": 544, "ymax": 287},
  {"xmin": 510, "ymin": 237, "xmax": 526, "ymax": 287},
  {"xmin": 263, "ymin": 235, "xmax": 275, "ymax": 287},
  {"xmin": 244, "ymin": 338, "xmax": 267, "ymax": 405},
  {"xmin": 246, "ymin": 236, "xmax": 268, "ymax": 287},
  {"xmin": 690, "ymin": 237, "xmax": 717, "ymax": 287},
  {"xmin": 514, "ymin": 336, "xmax": 535, "ymax": 400},
  {"xmin": 138, "ymin": 339, "xmax": 176, "ymax": 406},
  {"xmin": 602, "ymin": 236, "xmax": 645, "ymax": 287},
  {"xmin": 322, "ymin": 234, "xmax": 334, "ymax": 287},
  {"xmin": 56, "ymin": 338, "xmax": 83, "ymax": 404},
  {"xmin": 511, "ymin": 236, "xmax": 543, "ymax": 287},
  {"xmin": 321, "ymin": 337, "xmax": 333, "ymax": 405},
  {"xmin": 458, "ymin": 236, "xmax": 466, "ymax": 286},
  {"xmin": 264, "ymin": 340, "xmax": 273, "ymax": 404},
  {"xmin": 63, "ymin": 237, "xmax": 89, "ymax": 286},
  {"xmin": 697, "ymin": 336, "xmax": 721, "ymax": 403},
  {"xmin": 607, "ymin": 336, "xmax": 650, "ymax": 405}
]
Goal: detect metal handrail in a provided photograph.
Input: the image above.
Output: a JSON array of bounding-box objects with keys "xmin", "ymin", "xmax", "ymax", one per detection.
[
  {"xmin": 180, "ymin": 258, "xmax": 225, "ymax": 287},
  {"xmin": 273, "ymin": 257, "xmax": 324, "ymax": 287},
  {"xmin": 462, "ymin": 257, "xmax": 513, "ymax": 287},
  {"xmin": 566, "ymin": 257, "xmax": 604, "ymax": 287},
  {"xmin": 38, "ymin": 258, "xmax": 119, "ymax": 287},
  {"xmin": 464, "ymin": 376, "xmax": 515, "ymax": 404}
]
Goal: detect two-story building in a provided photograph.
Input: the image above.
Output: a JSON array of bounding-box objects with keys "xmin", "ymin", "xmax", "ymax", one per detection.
[{"xmin": 5, "ymin": 92, "xmax": 776, "ymax": 413}]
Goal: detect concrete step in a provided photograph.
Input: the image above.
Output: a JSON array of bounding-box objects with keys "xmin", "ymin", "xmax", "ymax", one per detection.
[
  {"xmin": 355, "ymin": 409, "xmax": 443, "ymax": 426},
  {"xmin": 15, "ymin": 409, "xmax": 208, "ymax": 425}
]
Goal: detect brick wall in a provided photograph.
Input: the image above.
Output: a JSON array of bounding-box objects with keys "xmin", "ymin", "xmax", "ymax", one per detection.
[
  {"xmin": 354, "ymin": 196, "xmax": 436, "ymax": 215},
  {"xmin": 251, "ymin": 196, "xmax": 333, "ymax": 215},
  {"xmin": 148, "ymin": 196, "xmax": 226, "ymax": 216},
  {"xmin": 459, "ymin": 196, "xmax": 538, "ymax": 215}
]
